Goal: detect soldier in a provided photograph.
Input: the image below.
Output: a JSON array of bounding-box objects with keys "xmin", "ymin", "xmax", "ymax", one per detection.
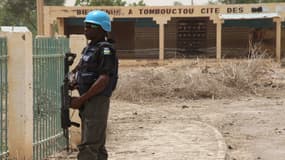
[{"xmin": 70, "ymin": 10, "xmax": 118, "ymax": 160}]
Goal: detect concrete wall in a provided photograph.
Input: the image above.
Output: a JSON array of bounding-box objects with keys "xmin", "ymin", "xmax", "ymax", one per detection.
[{"xmin": 0, "ymin": 30, "xmax": 33, "ymax": 160}]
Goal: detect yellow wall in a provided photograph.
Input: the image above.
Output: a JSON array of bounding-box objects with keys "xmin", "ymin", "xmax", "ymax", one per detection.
[{"xmin": 39, "ymin": 3, "xmax": 285, "ymax": 60}]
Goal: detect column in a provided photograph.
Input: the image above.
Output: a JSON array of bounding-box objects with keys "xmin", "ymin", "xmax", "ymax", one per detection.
[
  {"xmin": 0, "ymin": 28, "xmax": 33, "ymax": 160},
  {"xmin": 154, "ymin": 17, "xmax": 170, "ymax": 60},
  {"xmin": 57, "ymin": 18, "xmax": 65, "ymax": 35},
  {"xmin": 159, "ymin": 23, "xmax": 165, "ymax": 60},
  {"xmin": 36, "ymin": 0, "xmax": 44, "ymax": 35},
  {"xmin": 274, "ymin": 18, "xmax": 282, "ymax": 62},
  {"xmin": 215, "ymin": 19, "xmax": 223, "ymax": 60},
  {"xmin": 43, "ymin": 7, "xmax": 51, "ymax": 36}
]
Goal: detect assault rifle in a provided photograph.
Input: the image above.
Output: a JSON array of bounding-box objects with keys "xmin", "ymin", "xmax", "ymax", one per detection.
[{"xmin": 61, "ymin": 52, "xmax": 80, "ymax": 152}]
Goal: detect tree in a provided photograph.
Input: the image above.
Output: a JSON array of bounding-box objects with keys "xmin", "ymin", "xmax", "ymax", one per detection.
[
  {"xmin": 128, "ymin": 0, "xmax": 146, "ymax": 6},
  {"xmin": 1, "ymin": 0, "xmax": 37, "ymax": 33},
  {"xmin": 208, "ymin": 0, "xmax": 219, "ymax": 4},
  {"xmin": 75, "ymin": 0, "xmax": 127, "ymax": 6},
  {"xmin": 45, "ymin": 0, "xmax": 65, "ymax": 6},
  {"xmin": 173, "ymin": 1, "xmax": 184, "ymax": 6},
  {"xmin": 0, "ymin": 0, "xmax": 65, "ymax": 35}
]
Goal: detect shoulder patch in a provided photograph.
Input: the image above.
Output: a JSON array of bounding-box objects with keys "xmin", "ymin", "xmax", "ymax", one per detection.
[{"xmin": 103, "ymin": 48, "xmax": 111, "ymax": 55}]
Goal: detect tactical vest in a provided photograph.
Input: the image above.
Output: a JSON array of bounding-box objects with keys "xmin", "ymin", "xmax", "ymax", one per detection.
[{"xmin": 76, "ymin": 41, "xmax": 118, "ymax": 97}]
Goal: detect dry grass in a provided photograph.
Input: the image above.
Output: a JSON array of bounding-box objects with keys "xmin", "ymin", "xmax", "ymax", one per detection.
[{"xmin": 113, "ymin": 53, "xmax": 279, "ymax": 103}]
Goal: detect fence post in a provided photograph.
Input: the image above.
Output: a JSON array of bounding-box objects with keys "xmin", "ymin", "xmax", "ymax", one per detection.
[{"xmin": 0, "ymin": 28, "xmax": 33, "ymax": 159}]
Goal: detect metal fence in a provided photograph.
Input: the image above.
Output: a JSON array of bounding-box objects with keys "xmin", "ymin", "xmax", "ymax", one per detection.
[
  {"xmin": 0, "ymin": 37, "xmax": 8, "ymax": 159},
  {"xmin": 33, "ymin": 37, "xmax": 69, "ymax": 160}
]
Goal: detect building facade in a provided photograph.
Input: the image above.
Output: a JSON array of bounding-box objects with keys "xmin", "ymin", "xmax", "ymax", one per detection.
[{"xmin": 38, "ymin": 3, "xmax": 285, "ymax": 61}]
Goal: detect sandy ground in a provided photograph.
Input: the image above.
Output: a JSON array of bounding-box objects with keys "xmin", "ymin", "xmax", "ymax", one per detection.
[
  {"xmin": 52, "ymin": 96, "xmax": 285, "ymax": 160},
  {"xmin": 49, "ymin": 59, "xmax": 285, "ymax": 160},
  {"xmin": 107, "ymin": 96, "xmax": 285, "ymax": 160}
]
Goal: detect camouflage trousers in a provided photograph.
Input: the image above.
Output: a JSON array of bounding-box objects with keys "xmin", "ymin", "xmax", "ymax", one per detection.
[{"xmin": 78, "ymin": 95, "xmax": 110, "ymax": 160}]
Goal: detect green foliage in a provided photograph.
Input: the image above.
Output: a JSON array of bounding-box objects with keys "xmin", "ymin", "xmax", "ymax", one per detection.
[
  {"xmin": 216, "ymin": 0, "xmax": 285, "ymax": 4},
  {"xmin": 173, "ymin": 1, "xmax": 184, "ymax": 6},
  {"xmin": 1, "ymin": 0, "xmax": 37, "ymax": 33},
  {"xmin": 0, "ymin": 3, "xmax": 6, "ymax": 25},
  {"xmin": 75, "ymin": 0, "xmax": 127, "ymax": 6},
  {"xmin": 208, "ymin": 0, "xmax": 219, "ymax": 4},
  {"xmin": 44, "ymin": 0, "xmax": 65, "ymax": 6},
  {"xmin": 0, "ymin": 0, "xmax": 65, "ymax": 35},
  {"xmin": 128, "ymin": 0, "xmax": 146, "ymax": 6}
]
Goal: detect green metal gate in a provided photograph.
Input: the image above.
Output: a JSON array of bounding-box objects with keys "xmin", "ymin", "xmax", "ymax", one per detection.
[
  {"xmin": 33, "ymin": 37, "xmax": 69, "ymax": 160},
  {"xmin": 0, "ymin": 37, "xmax": 8, "ymax": 159}
]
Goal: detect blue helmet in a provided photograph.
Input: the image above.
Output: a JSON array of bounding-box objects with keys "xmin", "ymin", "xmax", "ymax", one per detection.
[{"xmin": 84, "ymin": 10, "xmax": 111, "ymax": 32}]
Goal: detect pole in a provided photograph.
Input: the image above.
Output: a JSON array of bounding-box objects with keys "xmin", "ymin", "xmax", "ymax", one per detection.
[{"xmin": 37, "ymin": 0, "xmax": 44, "ymax": 35}]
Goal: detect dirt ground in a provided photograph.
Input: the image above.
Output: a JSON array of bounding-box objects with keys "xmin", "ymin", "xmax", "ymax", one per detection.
[
  {"xmin": 50, "ymin": 59, "xmax": 285, "ymax": 160},
  {"xmin": 107, "ymin": 96, "xmax": 285, "ymax": 160}
]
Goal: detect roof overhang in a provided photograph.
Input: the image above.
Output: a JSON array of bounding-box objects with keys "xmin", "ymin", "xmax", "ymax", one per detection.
[{"xmin": 219, "ymin": 13, "xmax": 280, "ymax": 20}]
